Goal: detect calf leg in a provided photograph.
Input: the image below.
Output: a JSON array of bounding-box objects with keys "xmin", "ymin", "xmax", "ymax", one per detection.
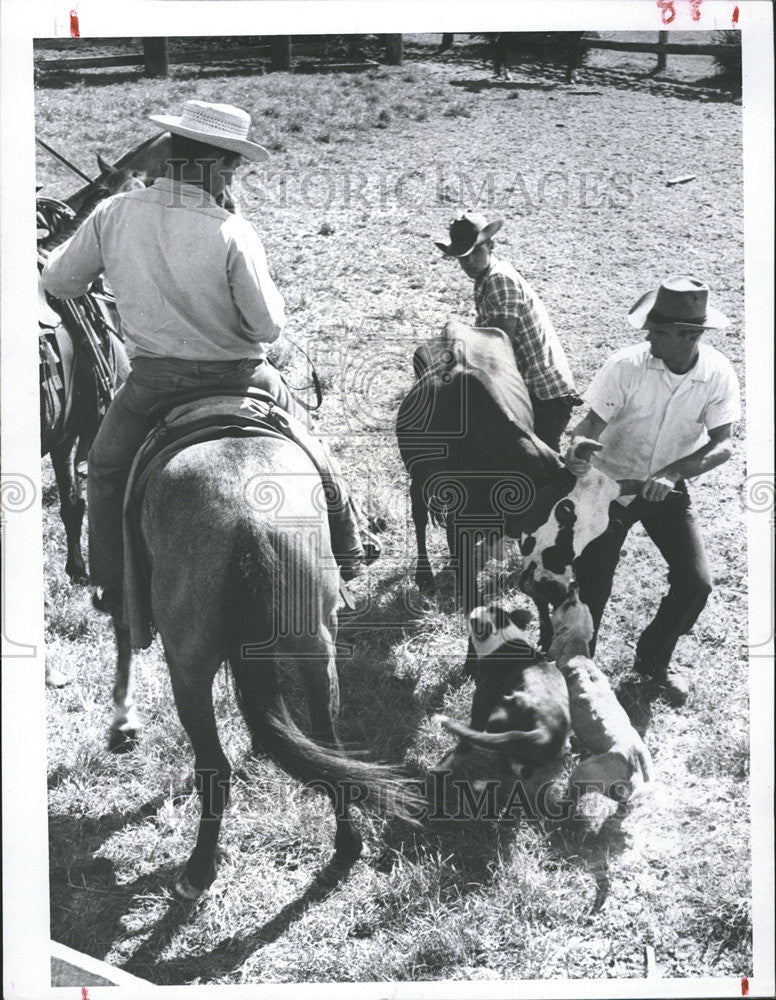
[{"xmin": 537, "ymin": 600, "xmax": 553, "ymax": 653}]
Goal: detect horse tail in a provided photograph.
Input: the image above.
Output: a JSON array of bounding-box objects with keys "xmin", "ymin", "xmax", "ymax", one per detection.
[
  {"xmin": 234, "ymin": 669, "xmax": 424, "ymax": 824},
  {"xmin": 226, "ymin": 529, "xmax": 423, "ymax": 825}
]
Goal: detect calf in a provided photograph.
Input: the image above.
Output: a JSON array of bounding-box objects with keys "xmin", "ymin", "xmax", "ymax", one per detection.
[
  {"xmin": 519, "ymin": 445, "xmax": 629, "ymax": 648},
  {"xmin": 549, "ymin": 587, "xmax": 652, "ymax": 805},
  {"xmin": 436, "ymin": 604, "xmax": 570, "ymax": 773}
]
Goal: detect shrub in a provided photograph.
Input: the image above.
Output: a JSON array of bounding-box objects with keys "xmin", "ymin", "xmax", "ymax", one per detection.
[{"xmin": 712, "ymin": 30, "xmax": 742, "ymax": 79}]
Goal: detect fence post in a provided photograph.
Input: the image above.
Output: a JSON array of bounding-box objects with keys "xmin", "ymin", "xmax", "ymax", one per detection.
[
  {"xmin": 143, "ymin": 38, "xmax": 169, "ymax": 77},
  {"xmin": 271, "ymin": 36, "xmax": 292, "ymax": 71},
  {"xmin": 656, "ymin": 31, "xmax": 668, "ymax": 71},
  {"xmin": 384, "ymin": 34, "xmax": 403, "ymax": 65}
]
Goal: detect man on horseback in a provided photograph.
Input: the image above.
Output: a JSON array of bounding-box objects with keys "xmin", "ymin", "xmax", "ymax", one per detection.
[
  {"xmin": 435, "ymin": 211, "xmax": 582, "ymax": 450},
  {"xmin": 42, "ymin": 99, "xmax": 378, "ymax": 618}
]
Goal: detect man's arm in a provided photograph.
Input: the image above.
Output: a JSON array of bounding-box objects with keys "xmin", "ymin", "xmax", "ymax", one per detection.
[
  {"xmin": 41, "ymin": 211, "xmax": 106, "ymax": 299},
  {"xmin": 564, "ymin": 409, "xmax": 608, "ymax": 475},
  {"xmin": 226, "ymin": 222, "xmax": 285, "ymax": 344},
  {"xmin": 487, "ymin": 314, "xmax": 518, "ymax": 340},
  {"xmin": 641, "ymin": 424, "xmax": 734, "ymax": 502}
]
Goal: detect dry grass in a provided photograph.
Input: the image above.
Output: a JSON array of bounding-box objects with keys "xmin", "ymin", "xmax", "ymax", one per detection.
[{"xmin": 38, "ymin": 34, "xmax": 750, "ymax": 985}]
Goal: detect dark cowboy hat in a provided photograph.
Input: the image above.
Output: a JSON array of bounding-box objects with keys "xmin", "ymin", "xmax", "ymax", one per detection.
[
  {"xmin": 628, "ymin": 275, "xmax": 730, "ymax": 330},
  {"xmin": 435, "ymin": 211, "xmax": 504, "ymax": 258}
]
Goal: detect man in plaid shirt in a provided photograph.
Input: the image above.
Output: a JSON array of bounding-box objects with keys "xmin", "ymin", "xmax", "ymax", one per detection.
[{"xmin": 436, "ymin": 211, "xmax": 581, "ymax": 450}]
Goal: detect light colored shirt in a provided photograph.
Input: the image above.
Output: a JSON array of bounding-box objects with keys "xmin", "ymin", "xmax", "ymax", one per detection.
[
  {"xmin": 474, "ymin": 256, "xmax": 576, "ymax": 400},
  {"xmin": 584, "ymin": 341, "xmax": 741, "ymax": 482},
  {"xmin": 42, "ymin": 177, "xmax": 285, "ymax": 361}
]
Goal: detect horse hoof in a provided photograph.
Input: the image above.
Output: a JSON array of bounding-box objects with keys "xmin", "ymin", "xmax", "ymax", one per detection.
[
  {"xmin": 174, "ymin": 875, "xmax": 204, "ymax": 901},
  {"xmin": 333, "ymin": 829, "xmax": 363, "ymax": 867},
  {"xmin": 66, "ymin": 566, "xmax": 88, "ymax": 586},
  {"xmin": 108, "ymin": 729, "xmax": 138, "ymax": 754}
]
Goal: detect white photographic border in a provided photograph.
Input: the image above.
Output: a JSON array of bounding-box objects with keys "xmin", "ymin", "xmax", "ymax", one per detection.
[{"xmin": 2, "ymin": 1, "xmax": 773, "ymax": 997}]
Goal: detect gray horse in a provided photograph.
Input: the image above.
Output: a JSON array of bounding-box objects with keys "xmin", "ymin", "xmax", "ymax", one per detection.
[{"xmin": 110, "ymin": 433, "xmax": 420, "ymax": 899}]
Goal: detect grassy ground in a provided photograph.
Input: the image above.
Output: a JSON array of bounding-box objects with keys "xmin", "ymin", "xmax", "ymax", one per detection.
[{"xmin": 38, "ymin": 34, "xmax": 750, "ymax": 984}]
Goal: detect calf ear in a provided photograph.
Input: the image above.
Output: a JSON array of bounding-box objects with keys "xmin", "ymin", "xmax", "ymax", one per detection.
[
  {"xmin": 492, "ymin": 606, "xmax": 512, "ymax": 633},
  {"xmin": 470, "ymin": 613, "xmax": 493, "ymax": 642},
  {"xmin": 509, "ymin": 607, "xmax": 533, "ymax": 629}
]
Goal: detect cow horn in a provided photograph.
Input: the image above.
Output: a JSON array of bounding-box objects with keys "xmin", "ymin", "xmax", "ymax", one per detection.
[{"xmin": 572, "ymin": 437, "xmax": 604, "ymax": 460}]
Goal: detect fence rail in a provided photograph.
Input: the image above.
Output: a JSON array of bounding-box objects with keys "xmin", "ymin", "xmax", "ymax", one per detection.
[{"xmin": 34, "ymin": 33, "xmax": 736, "ymax": 77}]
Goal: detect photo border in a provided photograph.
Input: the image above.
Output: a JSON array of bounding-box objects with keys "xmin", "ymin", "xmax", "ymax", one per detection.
[{"xmin": 2, "ymin": 2, "xmax": 773, "ymax": 997}]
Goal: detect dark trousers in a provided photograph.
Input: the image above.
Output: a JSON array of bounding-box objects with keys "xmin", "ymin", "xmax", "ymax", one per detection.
[
  {"xmin": 573, "ymin": 483, "xmax": 712, "ymax": 666},
  {"xmin": 531, "ymin": 394, "xmax": 580, "ymax": 452}
]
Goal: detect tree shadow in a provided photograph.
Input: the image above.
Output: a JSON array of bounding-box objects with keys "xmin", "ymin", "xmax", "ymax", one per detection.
[
  {"xmin": 48, "ymin": 798, "xmax": 192, "ymax": 962},
  {"xmin": 50, "ymin": 792, "xmax": 357, "ymax": 986},
  {"xmin": 120, "ymin": 857, "xmax": 355, "ymax": 984}
]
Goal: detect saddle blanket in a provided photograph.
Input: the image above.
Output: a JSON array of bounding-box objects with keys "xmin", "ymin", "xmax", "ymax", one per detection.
[
  {"xmin": 122, "ymin": 390, "xmax": 322, "ymax": 649},
  {"xmin": 415, "ymin": 317, "xmax": 534, "ymax": 432}
]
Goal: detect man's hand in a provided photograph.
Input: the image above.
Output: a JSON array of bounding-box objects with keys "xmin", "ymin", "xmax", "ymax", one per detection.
[
  {"xmin": 563, "ymin": 437, "xmax": 604, "ymax": 477},
  {"xmin": 640, "ymin": 474, "xmax": 677, "ymax": 502}
]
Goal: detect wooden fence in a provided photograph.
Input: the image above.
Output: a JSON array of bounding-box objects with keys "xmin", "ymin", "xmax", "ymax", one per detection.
[
  {"xmin": 34, "ymin": 33, "xmax": 737, "ymax": 78},
  {"xmin": 34, "ymin": 36, "xmax": 404, "ymax": 76}
]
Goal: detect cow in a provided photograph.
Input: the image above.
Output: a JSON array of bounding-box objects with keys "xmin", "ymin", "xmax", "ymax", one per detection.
[
  {"xmin": 396, "ymin": 324, "xmax": 639, "ymax": 645},
  {"xmin": 435, "ymin": 32, "xmax": 590, "ymax": 85}
]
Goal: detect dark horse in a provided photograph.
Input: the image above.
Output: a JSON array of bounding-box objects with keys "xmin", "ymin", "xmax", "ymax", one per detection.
[
  {"xmin": 396, "ymin": 353, "xmax": 576, "ymax": 615},
  {"xmin": 38, "ymin": 137, "xmax": 175, "ymax": 587},
  {"xmin": 435, "ymin": 32, "xmax": 590, "ymax": 84},
  {"xmin": 109, "ymin": 433, "xmax": 420, "ymax": 899}
]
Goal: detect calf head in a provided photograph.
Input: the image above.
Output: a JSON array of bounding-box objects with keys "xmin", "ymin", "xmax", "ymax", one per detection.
[
  {"xmin": 520, "ymin": 468, "xmax": 619, "ymax": 606},
  {"xmin": 548, "ymin": 584, "xmax": 595, "ymax": 663},
  {"xmin": 468, "ymin": 603, "xmax": 535, "ymax": 659}
]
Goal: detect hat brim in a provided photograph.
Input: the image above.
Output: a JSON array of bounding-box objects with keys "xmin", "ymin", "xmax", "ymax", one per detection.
[
  {"xmin": 149, "ymin": 115, "xmax": 270, "ymax": 162},
  {"xmin": 435, "ymin": 219, "xmax": 504, "ymax": 257},
  {"xmin": 627, "ymin": 288, "xmax": 730, "ymax": 330}
]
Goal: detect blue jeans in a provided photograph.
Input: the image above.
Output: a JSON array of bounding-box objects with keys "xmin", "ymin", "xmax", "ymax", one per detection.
[
  {"xmin": 573, "ymin": 483, "xmax": 713, "ymax": 667},
  {"xmin": 87, "ymin": 357, "xmax": 362, "ymax": 592}
]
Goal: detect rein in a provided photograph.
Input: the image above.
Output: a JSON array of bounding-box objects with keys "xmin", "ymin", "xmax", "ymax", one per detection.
[
  {"xmin": 280, "ymin": 337, "xmax": 323, "ymax": 411},
  {"xmin": 36, "ymin": 136, "xmax": 97, "ymax": 187}
]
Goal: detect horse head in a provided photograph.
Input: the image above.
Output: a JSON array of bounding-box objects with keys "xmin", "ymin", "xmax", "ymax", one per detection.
[{"xmin": 95, "ymin": 153, "xmax": 149, "ymax": 195}]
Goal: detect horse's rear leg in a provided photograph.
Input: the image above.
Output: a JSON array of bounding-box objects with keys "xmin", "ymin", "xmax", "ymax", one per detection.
[
  {"xmin": 50, "ymin": 439, "xmax": 87, "ymax": 584},
  {"xmin": 290, "ymin": 627, "xmax": 363, "ymax": 865},
  {"xmin": 167, "ymin": 662, "xmax": 230, "ymax": 899}
]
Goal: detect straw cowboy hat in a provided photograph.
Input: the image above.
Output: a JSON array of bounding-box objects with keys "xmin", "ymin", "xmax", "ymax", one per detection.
[
  {"xmin": 435, "ymin": 211, "xmax": 504, "ymax": 258},
  {"xmin": 628, "ymin": 275, "xmax": 730, "ymax": 330},
  {"xmin": 149, "ymin": 100, "xmax": 270, "ymax": 162}
]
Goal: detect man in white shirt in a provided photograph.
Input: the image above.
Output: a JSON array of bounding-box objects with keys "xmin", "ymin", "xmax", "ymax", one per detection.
[
  {"xmin": 43, "ymin": 100, "xmax": 374, "ymax": 614},
  {"xmin": 564, "ymin": 276, "xmax": 741, "ymax": 706}
]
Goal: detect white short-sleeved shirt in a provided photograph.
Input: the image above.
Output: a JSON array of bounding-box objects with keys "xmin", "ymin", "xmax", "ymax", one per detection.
[
  {"xmin": 42, "ymin": 177, "xmax": 285, "ymax": 361},
  {"xmin": 584, "ymin": 341, "xmax": 741, "ymax": 483}
]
